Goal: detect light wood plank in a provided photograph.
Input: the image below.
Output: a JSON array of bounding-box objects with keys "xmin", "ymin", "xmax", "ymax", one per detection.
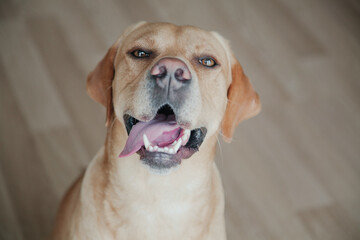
[
  {"xmin": 0, "ymin": 172, "xmax": 23, "ymax": 240},
  {"xmin": 0, "ymin": 19, "xmax": 71, "ymax": 132},
  {"xmin": 0, "ymin": 61, "xmax": 58, "ymax": 240},
  {"xmin": 26, "ymin": 16, "xmax": 106, "ymax": 155},
  {"xmin": 298, "ymin": 204, "xmax": 360, "ymax": 240},
  {"xmin": 0, "ymin": 63, "xmax": 24, "ymax": 240}
]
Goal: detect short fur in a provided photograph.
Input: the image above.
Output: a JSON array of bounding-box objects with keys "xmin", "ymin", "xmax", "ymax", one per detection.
[{"xmin": 52, "ymin": 22, "xmax": 260, "ymax": 240}]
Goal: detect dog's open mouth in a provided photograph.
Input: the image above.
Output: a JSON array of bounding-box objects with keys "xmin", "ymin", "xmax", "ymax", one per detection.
[{"xmin": 120, "ymin": 104, "xmax": 207, "ymax": 170}]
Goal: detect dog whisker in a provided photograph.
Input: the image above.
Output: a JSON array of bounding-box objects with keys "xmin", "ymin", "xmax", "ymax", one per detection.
[{"xmin": 215, "ymin": 134, "xmax": 224, "ymax": 166}]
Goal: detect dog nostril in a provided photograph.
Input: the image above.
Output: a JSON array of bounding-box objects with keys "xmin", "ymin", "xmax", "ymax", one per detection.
[
  {"xmin": 152, "ymin": 66, "xmax": 167, "ymax": 79},
  {"xmin": 174, "ymin": 68, "xmax": 191, "ymax": 81},
  {"xmin": 174, "ymin": 69, "xmax": 183, "ymax": 80}
]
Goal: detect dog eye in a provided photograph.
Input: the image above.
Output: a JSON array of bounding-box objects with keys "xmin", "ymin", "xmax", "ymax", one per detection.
[
  {"xmin": 131, "ymin": 49, "xmax": 150, "ymax": 58},
  {"xmin": 199, "ymin": 57, "xmax": 217, "ymax": 67}
]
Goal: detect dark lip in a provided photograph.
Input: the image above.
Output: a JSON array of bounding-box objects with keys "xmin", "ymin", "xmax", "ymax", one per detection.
[
  {"xmin": 123, "ymin": 113, "xmax": 207, "ymax": 150},
  {"xmin": 123, "ymin": 104, "xmax": 175, "ymax": 135},
  {"xmin": 123, "ymin": 105, "xmax": 207, "ymax": 170},
  {"xmin": 123, "ymin": 114, "xmax": 139, "ymax": 135}
]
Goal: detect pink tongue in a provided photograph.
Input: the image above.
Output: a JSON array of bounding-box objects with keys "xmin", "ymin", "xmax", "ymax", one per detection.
[{"xmin": 119, "ymin": 115, "xmax": 181, "ymax": 158}]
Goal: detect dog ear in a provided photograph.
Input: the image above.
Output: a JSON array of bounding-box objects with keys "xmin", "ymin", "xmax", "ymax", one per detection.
[
  {"xmin": 86, "ymin": 21, "xmax": 147, "ymax": 127},
  {"xmin": 86, "ymin": 43, "xmax": 118, "ymax": 127},
  {"xmin": 221, "ymin": 58, "xmax": 261, "ymax": 143}
]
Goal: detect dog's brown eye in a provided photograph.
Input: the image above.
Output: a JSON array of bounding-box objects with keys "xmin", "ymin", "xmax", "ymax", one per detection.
[
  {"xmin": 132, "ymin": 49, "xmax": 150, "ymax": 58},
  {"xmin": 199, "ymin": 57, "xmax": 216, "ymax": 67}
]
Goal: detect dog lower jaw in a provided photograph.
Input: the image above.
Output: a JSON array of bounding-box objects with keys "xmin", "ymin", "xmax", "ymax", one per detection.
[
  {"xmin": 138, "ymin": 146, "xmax": 199, "ymax": 175},
  {"xmin": 142, "ymin": 164, "xmax": 181, "ymax": 175},
  {"xmin": 137, "ymin": 127, "xmax": 207, "ymax": 174}
]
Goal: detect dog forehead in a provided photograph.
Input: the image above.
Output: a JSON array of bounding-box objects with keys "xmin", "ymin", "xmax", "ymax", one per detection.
[
  {"xmin": 121, "ymin": 23, "xmax": 178, "ymax": 48},
  {"xmin": 122, "ymin": 23, "xmax": 226, "ymax": 55}
]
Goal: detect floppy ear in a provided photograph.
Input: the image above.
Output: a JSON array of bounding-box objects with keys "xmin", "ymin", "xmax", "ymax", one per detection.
[
  {"xmin": 86, "ymin": 21, "xmax": 147, "ymax": 127},
  {"xmin": 86, "ymin": 43, "xmax": 118, "ymax": 127},
  {"xmin": 221, "ymin": 58, "xmax": 261, "ymax": 143}
]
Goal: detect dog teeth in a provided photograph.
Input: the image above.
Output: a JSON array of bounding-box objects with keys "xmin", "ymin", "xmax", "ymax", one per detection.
[
  {"xmin": 173, "ymin": 139, "xmax": 182, "ymax": 153},
  {"xmin": 144, "ymin": 130, "xmax": 189, "ymax": 155},
  {"xmin": 147, "ymin": 142, "xmax": 181, "ymax": 154},
  {"xmin": 182, "ymin": 129, "xmax": 191, "ymax": 142},
  {"xmin": 143, "ymin": 134, "xmax": 151, "ymax": 149}
]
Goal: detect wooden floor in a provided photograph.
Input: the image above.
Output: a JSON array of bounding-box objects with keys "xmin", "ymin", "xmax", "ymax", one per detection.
[{"xmin": 1, "ymin": 0, "xmax": 359, "ymax": 239}]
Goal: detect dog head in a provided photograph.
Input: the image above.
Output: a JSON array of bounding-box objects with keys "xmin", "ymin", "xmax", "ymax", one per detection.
[{"xmin": 87, "ymin": 22, "xmax": 260, "ymax": 172}]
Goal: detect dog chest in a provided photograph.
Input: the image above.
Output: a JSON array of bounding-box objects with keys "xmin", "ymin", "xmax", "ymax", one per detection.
[{"xmin": 103, "ymin": 187, "xmax": 215, "ymax": 239}]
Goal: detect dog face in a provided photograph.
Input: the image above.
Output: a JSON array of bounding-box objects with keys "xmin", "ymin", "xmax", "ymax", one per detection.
[{"xmin": 87, "ymin": 22, "xmax": 260, "ymax": 172}]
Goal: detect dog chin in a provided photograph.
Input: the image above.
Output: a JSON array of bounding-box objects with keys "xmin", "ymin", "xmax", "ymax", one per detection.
[
  {"xmin": 141, "ymin": 158, "xmax": 181, "ymax": 175},
  {"xmin": 137, "ymin": 146, "xmax": 198, "ymax": 175}
]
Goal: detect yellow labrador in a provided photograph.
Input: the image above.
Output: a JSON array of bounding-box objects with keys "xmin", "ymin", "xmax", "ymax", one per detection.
[{"xmin": 52, "ymin": 22, "xmax": 260, "ymax": 240}]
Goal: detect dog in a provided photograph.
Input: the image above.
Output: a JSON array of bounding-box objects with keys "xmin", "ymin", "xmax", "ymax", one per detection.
[{"xmin": 52, "ymin": 22, "xmax": 260, "ymax": 240}]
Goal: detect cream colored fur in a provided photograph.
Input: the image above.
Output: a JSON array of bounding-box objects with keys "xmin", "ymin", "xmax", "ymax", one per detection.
[{"xmin": 52, "ymin": 22, "xmax": 260, "ymax": 240}]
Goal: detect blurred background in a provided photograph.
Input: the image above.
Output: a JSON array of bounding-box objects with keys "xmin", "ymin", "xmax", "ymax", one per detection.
[{"xmin": 0, "ymin": 0, "xmax": 359, "ymax": 239}]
